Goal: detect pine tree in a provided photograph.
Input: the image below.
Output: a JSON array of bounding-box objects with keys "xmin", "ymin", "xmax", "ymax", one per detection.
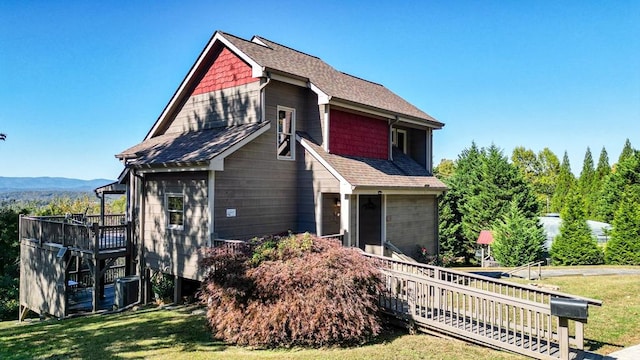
[
  {"xmin": 438, "ymin": 192, "xmax": 462, "ymax": 260},
  {"xmin": 596, "ymin": 149, "xmax": 640, "ymax": 223},
  {"xmin": 550, "ymin": 152, "xmax": 575, "ymax": 213},
  {"xmin": 491, "ymin": 200, "xmax": 546, "ymax": 267},
  {"xmin": 437, "ymin": 143, "xmax": 483, "ymax": 262},
  {"xmin": 550, "ymin": 189, "xmax": 603, "ymax": 265},
  {"xmin": 605, "ymin": 191, "xmax": 640, "ymax": 265},
  {"xmin": 590, "ymin": 147, "xmax": 611, "ymax": 220},
  {"xmin": 577, "ymin": 147, "xmax": 596, "ymax": 218},
  {"xmin": 461, "ymin": 144, "xmax": 539, "ymax": 262},
  {"xmin": 618, "ymin": 138, "xmax": 633, "ymax": 165}
]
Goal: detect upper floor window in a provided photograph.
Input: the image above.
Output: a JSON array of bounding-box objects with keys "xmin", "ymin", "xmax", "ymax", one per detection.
[
  {"xmin": 277, "ymin": 106, "xmax": 296, "ymax": 160},
  {"xmin": 166, "ymin": 193, "xmax": 184, "ymax": 230},
  {"xmin": 392, "ymin": 128, "xmax": 407, "ymax": 154}
]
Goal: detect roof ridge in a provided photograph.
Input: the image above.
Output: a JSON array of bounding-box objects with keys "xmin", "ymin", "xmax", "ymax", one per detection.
[
  {"xmin": 339, "ymin": 71, "xmax": 383, "ymax": 87},
  {"xmin": 220, "ymin": 31, "xmax": 271, "ymax": 49},
  {"xmin": 253, "ymin": 35, "xmax": 321, "ymax": 60}
]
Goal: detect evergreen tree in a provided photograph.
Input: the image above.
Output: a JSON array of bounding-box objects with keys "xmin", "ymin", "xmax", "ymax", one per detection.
[
  {"xmin": 591, "ymin": 147, "xmax": 611, "ymax": 220},
  {"xmin": 550, "ymin": 189, "xmax": 603, "ymax": 265},
  {"xmin": 618, "ymin": 138, "xmax": 633, "ymax": 165},
  {"xmin": 438, "ymin": 192, "xmax": 462, "ymax": 260},
  {"xmin": 461, "ymin": 144, "xmax": 539, "ymax": 262},
  {"xmin": 605, "ymin": 191, "xmax": 640, "ymax": 265},
  {"xmin": 596, "ymin": 149, "xmax": 640, "ymax": 223},
  {"xmin": 550, "ymin": 151, "xmax": 575, "ymax": 213},
  {"xmin": 577, "ymin": 147, "xmax": 596, "ymax": 218},
  {"xmin": 491, "ymin": 199, "xmax": 546, "ymax": 267},
  {"xmin": 437, "ymin": 143, "xmax": 483, "ymax": 262}
]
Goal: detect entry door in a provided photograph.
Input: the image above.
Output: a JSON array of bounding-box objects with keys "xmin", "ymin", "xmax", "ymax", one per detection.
[{"xmin": 358, "ymin": 195, "xmax": 381, "ymax": 250}]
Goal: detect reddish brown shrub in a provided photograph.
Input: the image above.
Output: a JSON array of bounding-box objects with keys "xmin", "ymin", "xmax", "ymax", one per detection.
[{"xmin": 198, "ymin": 233, "xmax": 383, "ymax": 347}]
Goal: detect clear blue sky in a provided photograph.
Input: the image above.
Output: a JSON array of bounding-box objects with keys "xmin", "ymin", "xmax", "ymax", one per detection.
[{"xmin": 1, "ymin": 1, "xmax": 638, "ymax": 180}]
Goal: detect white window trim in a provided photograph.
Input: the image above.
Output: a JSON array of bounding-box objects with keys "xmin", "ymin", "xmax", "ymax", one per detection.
[
  {"xmin": 166, "ymin": 193, "xmax": 185, "ymax": 231},
  {"xmin": 392, "ymin": 128, "xmax": 407, "ymax": 154},
  {"xmin": 276, "ymin": 105, "xmax": 296, "ymax": 160}
]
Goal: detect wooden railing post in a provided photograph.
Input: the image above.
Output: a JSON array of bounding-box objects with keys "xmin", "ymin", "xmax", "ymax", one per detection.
[
  {"xmin": 575, "ymin": 320, "xmax": 585, "ymax": 350},
  {"xmin": 92, "ymin": 223, "xmax": 99, "ymax": 255},
  {"xmin": 558, "ymin": 317, "xmax": 570, "ymax": 360},
  {"xmin": 62, "ymin": 221, "xmax": 66, "ymax": 247}
]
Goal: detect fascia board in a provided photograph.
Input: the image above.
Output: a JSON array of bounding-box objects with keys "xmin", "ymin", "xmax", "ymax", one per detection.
[
  {"xmin": 330, "ymin": 98, "xmax": 444, "ymax": 129},
  {"xmin": 351, "ymin": 186, "xmax": 445, "ymax": 195},
  {"xmin": 308, "ymin": 82, "xmax": 331, "ymax": 104}
]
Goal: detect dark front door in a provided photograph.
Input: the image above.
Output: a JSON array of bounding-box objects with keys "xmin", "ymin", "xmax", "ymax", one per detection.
[{"xmin": 359, "ymin": 195, "xmax": 381, "ymax": 250}]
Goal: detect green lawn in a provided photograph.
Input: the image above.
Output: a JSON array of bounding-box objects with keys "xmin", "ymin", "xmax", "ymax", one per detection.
[{"xmin": 1, "ymin": 272, "xmax": 638, "ymax": 359}]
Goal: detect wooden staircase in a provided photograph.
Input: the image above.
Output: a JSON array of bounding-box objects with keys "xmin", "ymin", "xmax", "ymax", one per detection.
[{"xmin": 363, "ymin": 253, "xmax": 602, "ymax": 360}]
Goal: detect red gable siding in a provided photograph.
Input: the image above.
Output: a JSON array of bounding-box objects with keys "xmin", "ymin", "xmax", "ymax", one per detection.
[
  {"xmin": 192, "ymin": 47, "xmax": 258, "ymax": 96},
  {"xmin": 329, "ymin": 110, "xmax": 388, "ymax": 159}
]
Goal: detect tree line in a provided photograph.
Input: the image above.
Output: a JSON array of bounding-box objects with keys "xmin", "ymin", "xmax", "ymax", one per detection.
[{"xmin": 436, "ymin": 139, "xmax": 639, "ymax": 267}]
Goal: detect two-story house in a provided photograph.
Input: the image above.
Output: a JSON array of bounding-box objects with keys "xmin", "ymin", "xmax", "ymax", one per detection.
[{"xmin": 116, "ymin": 31, "xmax": 446, "ymax": 298}]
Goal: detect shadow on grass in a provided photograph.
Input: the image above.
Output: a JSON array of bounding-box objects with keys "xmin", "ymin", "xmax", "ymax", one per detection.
[
  {"xmin": 0, "ymin": 307, "xmax": 409, "ymax": 359},
  {"xmin": 585, "ymin": 338, "xmax": 625, "ymax": 352},
  {"xmin": 0, "ymin": 306, "xmax": 226, "ymax": 359}
]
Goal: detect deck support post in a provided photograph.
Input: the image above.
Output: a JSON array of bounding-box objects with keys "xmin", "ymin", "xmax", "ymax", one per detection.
[
  {"xmin": 19, "ymin": 304, "xmax": 29, "ymax": 322},
  {"xmin": 173, "ymin": 275, "xmax": 182, "ymax": 304},
  {"xmin": 558, "ymin": 317, "xmax": 569, "ymax": 360},
  {"xmin": 92, "ymin": 260, "xmax": 100, "ymax": 313},
  {"xmin": 99, "ymin": 259, "xmax": 106, "ymax": 299}
]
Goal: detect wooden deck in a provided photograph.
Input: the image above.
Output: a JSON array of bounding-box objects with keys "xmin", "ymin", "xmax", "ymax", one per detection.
[
  {"xmin": 19, "ymin": 215, "xmax": 130, "ymax": 258},
  {"xmin": 19, "ymin": 214, "xmax": 132, "ymax": 319}
]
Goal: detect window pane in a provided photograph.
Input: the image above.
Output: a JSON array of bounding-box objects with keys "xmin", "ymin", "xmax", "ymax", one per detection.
[
  {"xmin": 278, "ymin": 134, "xmax": 291, "ymax": 157},
  {"xmin": 168, "ymin": 196, "xmax": 183, "ymax": 211},
  {"xmin": 278, "ymin": 112, "xmax": 291, "ymax": 134},
  {"xmin": 169, "ymin": 212, "xmax": 183, "ymax": 226}
]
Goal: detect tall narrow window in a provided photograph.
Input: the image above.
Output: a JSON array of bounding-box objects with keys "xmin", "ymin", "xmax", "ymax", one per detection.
[
  {"xmin": 167, "ymin": 194, "xmax": 184, "ymax": 230},
  {"xmin": 277, "ymin": 106, "xmax": 295, "ymax": 160},
  {"xmin": 392, "ymin": 128, "xmax": 407, "ymax": 154}
]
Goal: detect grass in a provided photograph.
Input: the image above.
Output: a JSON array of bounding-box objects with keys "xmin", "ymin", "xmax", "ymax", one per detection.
[
  {"xmin": 0, "ymin": 306, "xmax": 523, "ymax": 360},
  {"xmin": 1, "ymin": 272, "xmax": 638, "ymax": 359},
  {"xmin": 519, "ymin": 274, "xmax": 640, "ymax": 355}
]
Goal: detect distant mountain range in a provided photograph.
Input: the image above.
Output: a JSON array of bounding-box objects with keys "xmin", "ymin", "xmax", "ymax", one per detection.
[{"xmin": 0, "ymin": 177, "xmax": 114, "ymax": 193}]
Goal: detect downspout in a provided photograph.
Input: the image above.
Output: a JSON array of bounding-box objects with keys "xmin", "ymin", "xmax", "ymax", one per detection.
[
  {"xmin": 388, "ymin": 116, "xmax": 399, "ymax": 160},
  {"xmin": 259, "ymin": 72, "xmax": 271, "ymax": 123}
]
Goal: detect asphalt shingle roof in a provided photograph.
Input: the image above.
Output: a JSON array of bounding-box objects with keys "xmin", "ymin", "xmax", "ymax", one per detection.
[
  {"xmin": 298, "ymin": 133, "xmax": 447, "ymax": 190},
  {"xmin": 117, "ymin": 122, "xmax": 268, "ymax": 167},
  {"xmin": 222, "ymin": 32, "xmax": 441, "ymax": 125}
]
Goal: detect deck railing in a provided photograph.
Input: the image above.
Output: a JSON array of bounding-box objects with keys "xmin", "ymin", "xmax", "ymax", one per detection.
[
  {"xmin": 381, "ymin": 268, "xmax": 575, "ymax": 359},
  {"xmin": 19, "ymin": 215, "xmax": 128, "ymax": 254},
  {"xmin": 363, "ymin": 253, "xmax": 601, "ymax": 307},
  {"xmin": 365, "ymin": 253, "xmax": 602, "ymax": 359}
]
